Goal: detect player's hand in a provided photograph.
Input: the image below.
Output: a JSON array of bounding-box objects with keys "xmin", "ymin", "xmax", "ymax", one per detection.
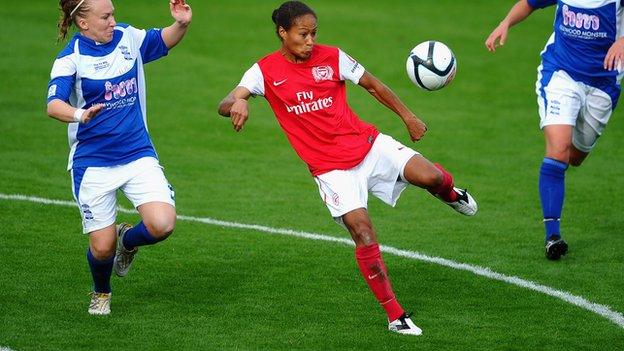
[
  {"xmin": 170, "ymin": 0, "xmax": 192, "ymax": 26},
  {"xmin": 485, "ymin": 23, "xmax": 509, "ymax": 52},
  {"xmin": 604, "ymin": 37, "xmax": 624, "ymax": 71},
  {"xmin": 404, "ymin": 116, "xmax": 427, "ymax": 142},
  {"xmin": 81, "ymin": 104, "xmax": 105, "ymax": 124},
  {"xmin": 230, "ymin": 99, "xmax": 249, "ymax": 132}
]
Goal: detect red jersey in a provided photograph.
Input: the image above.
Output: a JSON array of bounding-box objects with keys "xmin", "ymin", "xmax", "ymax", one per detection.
[{"xmin": 238, "ymin": 44, "xmax": 379, "ymax": 176}]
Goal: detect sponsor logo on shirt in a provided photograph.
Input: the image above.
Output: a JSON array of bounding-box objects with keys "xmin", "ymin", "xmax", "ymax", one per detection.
[
  {"xmin": 559, "ymin": 5, "xmax": 606, "ymax": 40},
  {"xmin": 311, "ymin": 65, "xmax": 334, "ymax": 82},
  {"xmin": 103, "ymin": 77, "xmax": 138, "ymax": 110},
  {"xmin": 285, "ymin": 90, "xmax": 334, "ymax": 115}
]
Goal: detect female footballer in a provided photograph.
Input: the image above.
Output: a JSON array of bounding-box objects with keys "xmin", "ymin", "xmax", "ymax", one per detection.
[
  {"xmin": 46, "ymin": 0, "xmax": 191, "ymax": 315},
  {"xmin": 218, "ymin": 1, "xmax": 477, "ymax": 336},
  {"xmin": 486, "ymin": 0, "xmax": 624, "ymax": 260}
]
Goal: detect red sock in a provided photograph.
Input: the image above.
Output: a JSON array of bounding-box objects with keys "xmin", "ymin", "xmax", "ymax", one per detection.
[
  {"xmin": 355, "ymin": 243, "xmax": 404, "ymax": 321},
  {"xmin": 428, "ymin": 163, "xmax": 457, "ymax": 202}
]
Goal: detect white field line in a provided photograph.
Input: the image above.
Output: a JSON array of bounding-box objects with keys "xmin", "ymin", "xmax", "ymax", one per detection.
[{"xmin": 2, "ymin": 193, "xmax": 623, "ymax": 329}]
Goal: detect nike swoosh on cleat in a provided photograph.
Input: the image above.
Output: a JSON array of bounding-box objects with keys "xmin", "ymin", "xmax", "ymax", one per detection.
[{"xmin": 273, "ymin": 78, "xmax": 288, "ymax": 86}]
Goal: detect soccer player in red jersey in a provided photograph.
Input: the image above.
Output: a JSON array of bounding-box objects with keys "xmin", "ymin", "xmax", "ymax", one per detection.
[{"xmin": 218, "ymin": 1, "xmax": 477, "ymax": 336}]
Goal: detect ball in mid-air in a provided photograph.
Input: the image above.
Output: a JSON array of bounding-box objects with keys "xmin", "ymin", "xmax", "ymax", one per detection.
[{"xmin": 406, "ymin": 41, "xmax": 457, "ymax": 91}]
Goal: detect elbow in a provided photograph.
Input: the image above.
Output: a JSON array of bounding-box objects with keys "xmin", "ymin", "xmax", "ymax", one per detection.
[
  {"xmin": 46, "ymin": 102, "xmax": 56, "ymax": 118},
  {"xmin": 217, "ymin": 103, "xmax": 230, "ymax": 117}
]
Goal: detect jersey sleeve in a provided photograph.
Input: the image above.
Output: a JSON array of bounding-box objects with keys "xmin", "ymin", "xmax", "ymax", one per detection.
[
  {"xmin": 126, "ymin": 25, "xmax": 169, "ymax": 64},
  {"xmin": 338, "ymin": 49, "xmax": 366, "ymax": 84},
  {"xmin": 47, "ymin": 54, "xmax": 76, "ymax": 104},
  {"xmin": 527, "ymin": 0, "xmax": 557, "ymax": 9},
  {"xmin": 237, "ymin": 63, "xmax": 265, "ymax": 96}
]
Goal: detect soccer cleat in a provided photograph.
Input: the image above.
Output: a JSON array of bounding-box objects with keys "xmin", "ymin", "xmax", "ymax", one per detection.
[
  {"xmin": 88, "ymin": 292, "xmax": 111, "ymax": 315},
  {"xmin": 388, "ymin": 312, "xmax": 423, "ymax": 336},
  {"xmin": 545, "ymin": 237, "xmax": 568, "ymax": 260},
  {"xmin": 113, "ymin": 223, "xmax": 138, "ymax": 277},
  {"xmin": 439, "ymin": 187, "xmax": 478, "ymax": 216}
]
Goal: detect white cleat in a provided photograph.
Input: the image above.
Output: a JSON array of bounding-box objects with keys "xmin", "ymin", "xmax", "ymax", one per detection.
[
  {"xmin": 113, "ymin": 223, "xmax": 137, "ymax": 277},
  {"xmin": 88, "ymin": 292, "xmax": 111, "ymax": 315},
  {"xmin": 441, "ymin": 187, "xmax": 478, "ymax": 216},
  {"xmin": 388, "ymin": 313, "xmax": 423, "ymax": 336}
]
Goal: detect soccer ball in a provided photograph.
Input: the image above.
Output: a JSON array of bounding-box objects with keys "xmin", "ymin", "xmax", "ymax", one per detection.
[{"xmin": 406, "ymin": 41, "xmax": 457, "ymax": 91}]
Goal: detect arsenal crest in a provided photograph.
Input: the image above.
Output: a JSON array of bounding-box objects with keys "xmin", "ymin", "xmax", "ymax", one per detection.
[{"xmin": 311, "ymin": 65, "xmax": 334, "ymax": 82}]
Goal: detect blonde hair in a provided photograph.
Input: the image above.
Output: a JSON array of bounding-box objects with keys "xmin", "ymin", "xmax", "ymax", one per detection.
[{"xmin": 57, "ymin": 0, "xmax": 91, "ymax": 42}]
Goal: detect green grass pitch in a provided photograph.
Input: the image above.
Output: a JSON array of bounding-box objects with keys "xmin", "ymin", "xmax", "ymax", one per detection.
[{"xmin": 0, "ymin": 0, "xmax": 623, "ymax": 349}]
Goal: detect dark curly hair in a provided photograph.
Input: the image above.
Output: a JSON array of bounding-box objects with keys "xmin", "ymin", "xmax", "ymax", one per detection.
[{"xmin": 271, "ymin": 1, "xmax": 317, "ymax": 39}]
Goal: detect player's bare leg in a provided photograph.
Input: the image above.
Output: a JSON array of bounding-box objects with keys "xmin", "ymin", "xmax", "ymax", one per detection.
[
  {"xmin": 342, "ymin": 208, "xmax": 422, "ymax": 336},
  {"xmin": 403, "ymin": 155, "xmax": 477, "ymax": 216}
]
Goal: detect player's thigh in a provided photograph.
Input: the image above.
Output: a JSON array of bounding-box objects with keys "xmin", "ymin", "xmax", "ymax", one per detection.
[
  {"xmin": 572, "ymin": 86, "xmax": 614, "ymax": 154},
  {"xmin": 536, "ymin": 70, "xmax": 582, "ymax": 129},
  {"xmin": 72, "ymin": 167, "xmax": 123, "ymax": 234},
  {"xmin": 315, "ymin": 169, "xmax": 367, "ymax": 221},
  {"xmin": 122, "ymin": 157, "xmax": 176, "ymax": 210},
  {"xmin": 367, "ymin": 133, "xmax": 419, "ymax": 204}
]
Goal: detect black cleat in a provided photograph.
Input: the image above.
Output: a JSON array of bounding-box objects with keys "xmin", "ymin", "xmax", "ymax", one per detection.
[{"xmin": 545, "ymin": 237, "xmax": 568, "ymax": 260}]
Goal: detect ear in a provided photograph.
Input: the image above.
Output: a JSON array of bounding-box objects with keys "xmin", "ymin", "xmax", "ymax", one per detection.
[
  {"xmin": 278, "ymin": 26, "xmax": 287, "ymax": 41},
  {"xmin": 76, "ymin": 17, "xmax": 89, "ymax": 30}
]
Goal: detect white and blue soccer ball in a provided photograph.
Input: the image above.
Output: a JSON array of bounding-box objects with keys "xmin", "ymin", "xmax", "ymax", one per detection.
[{"xmin": 406, "ymin": 41, "xmax": 457, "ymax": 91}]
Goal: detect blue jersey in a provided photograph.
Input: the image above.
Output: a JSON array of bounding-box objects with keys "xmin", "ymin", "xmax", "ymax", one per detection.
[
  {"xmin": 46, "ymin": 24, "xmax": 169, "ymax": 170},
  {"xmin": 528, "ymin": 0, "xmax": 624, "ymax": 84}
]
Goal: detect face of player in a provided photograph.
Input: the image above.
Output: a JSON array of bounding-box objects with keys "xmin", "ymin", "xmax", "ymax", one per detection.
[
  {"xmin": 279, "ymin": 14, "xmax": 317, "ymax": 63},
  {"xmin": 77, "ymin": 0, "xmax": 116, "ymax": 44}
]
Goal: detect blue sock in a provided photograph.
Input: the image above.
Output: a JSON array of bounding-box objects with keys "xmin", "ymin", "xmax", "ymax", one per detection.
[
  {"xmin": 122, "ymin": 221, "xmax": 163, "ymax": 250},
  {"xmin": 539, "ymin": 157, "xmax": 568, "ymax": 241},
  {"xmin": 87, "ymin": 248, "xmax": 113, "ymax": 293}
]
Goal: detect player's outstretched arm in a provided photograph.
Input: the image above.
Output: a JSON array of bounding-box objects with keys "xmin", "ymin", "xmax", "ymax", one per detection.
[
  {"xmin": 46, "ymin": 99, "xmax": 104, "ymax": 124},
  {"xmin": 162, "ymin": 0, "xmax": 192, "ymax": 49},
  {"xmin": 485, "ymin": 0, "xmax": 535, "ymax": 52},
  {"xmin": 218, "ymin": 86, "xmax": 252, "ymax": 132},
  {"xmin": 358, "ymin": 71, "xmax": 427, "ymax": 142}
]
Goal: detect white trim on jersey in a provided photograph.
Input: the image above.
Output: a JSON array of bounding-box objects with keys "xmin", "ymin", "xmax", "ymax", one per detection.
[
  {"xmin": 338, "ymin": 49, "xmax": 365, "ymax": 84},
  {"xmin": 564, "ymin": 0, "xmax": 617, "ymax": 8},
  {"xmin": 238, "ymin": 63, "xmax": 265, "ymax": 96}
]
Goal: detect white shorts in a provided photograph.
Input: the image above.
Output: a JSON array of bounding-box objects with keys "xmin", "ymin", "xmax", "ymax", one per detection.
[
  {"xmin": 71, "ymin": 156, "xmax": 175, "ymax": 234},
  {"xmin": 314, "ymin": 133, "xmax": 418, "ymax": 221},
  {"xmin": 536, "ymin": 69, "xmax": 614, "ymax": 152}
]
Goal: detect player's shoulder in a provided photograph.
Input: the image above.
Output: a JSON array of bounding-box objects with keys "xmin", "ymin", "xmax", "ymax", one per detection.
[
  {"xmin": 55, "ymin": 35, "xmax": 80, "ymax": 59},
  {"xmin": 313, "ymin": 44, "xmax": 339, "ymax": 57}
]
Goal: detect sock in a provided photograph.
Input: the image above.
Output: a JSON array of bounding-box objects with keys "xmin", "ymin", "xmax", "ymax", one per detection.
[
  {"xmin": 355, "ymin": 243, "xmax": 404, "ymax": 321},
  {"xmin": 122, "ymin": 221, "xmax": 162, "ymax": 250},
  {"xmin": 428, "ymin": 163, "xmax": 457, "ymax": 202},
  {"xmin": 87, "ymin": 248, "xmax": 113, "ymax": 294},
  {"xmin": 539, "ymin": 157, "xmax": 568, "ymax": 241}
]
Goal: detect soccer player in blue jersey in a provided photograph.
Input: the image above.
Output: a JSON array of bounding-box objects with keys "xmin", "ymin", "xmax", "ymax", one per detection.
[
  {"xmin": 46, "ymin": 0, "xmax": 192, "ymax": 314},
  {"xmin": 486, "ymin": 0, "xmax": 624, "ymax": 260}
]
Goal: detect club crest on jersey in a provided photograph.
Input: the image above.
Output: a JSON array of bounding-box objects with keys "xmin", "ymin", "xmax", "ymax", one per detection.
[
  {"xmin": 118, "ymin": 45, "xmax": 133, "ymax": 60},
  {"xmin": 312, "ymin": 66, "xmax": 334, "ymax": 82}
]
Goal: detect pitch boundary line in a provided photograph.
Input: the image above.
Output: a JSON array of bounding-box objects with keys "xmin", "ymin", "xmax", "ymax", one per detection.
[{"xmin": 2, "ymin": 193, "xmax": 623, "ymax": 329}]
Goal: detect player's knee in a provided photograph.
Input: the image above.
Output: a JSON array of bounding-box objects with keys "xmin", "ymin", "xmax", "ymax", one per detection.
[
  {"xmin": 420, "ymin": 166, "xmax": 443, "ymax": 188},
  {"xmin": 90, "ymin": 244, "xmax": 115, "ymax": 260},
  {"xmin": 145, "ymin": 218, "xmax": 176, "ymax": 239},
  {"xmin": 350, "ymin": 223, "xmax": 377, "ymax": 246}
]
